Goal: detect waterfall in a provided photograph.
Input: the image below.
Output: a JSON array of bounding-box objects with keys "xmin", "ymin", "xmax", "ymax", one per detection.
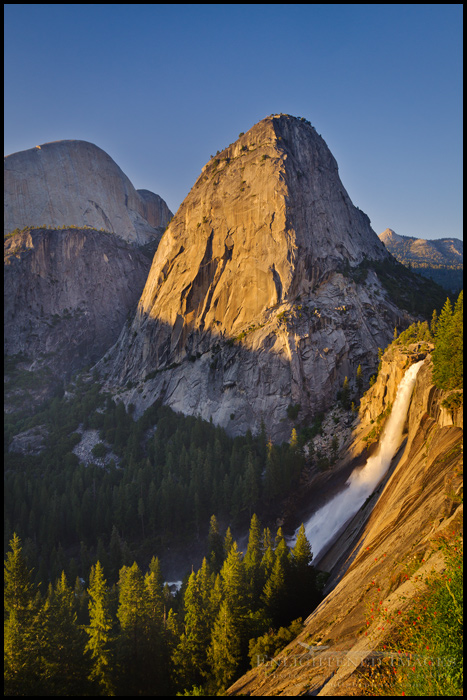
[{"xmin": 299, "ymin": 359, "xmax": 424, "ymax": 561}]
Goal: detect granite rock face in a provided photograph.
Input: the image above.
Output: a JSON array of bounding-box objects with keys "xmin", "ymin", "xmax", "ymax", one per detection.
[
  {"xmin": 103, "ymin": 115, "xmax": 414, "ymax": 440},
  {"xmin": 4, "ymin": 140, "xmax": 172, "ymax": 244},
  {"xmin": 4, "ymin": 227, "xmax": 154, "ymax": 379},
  {"xmin": 226, "ymin": 349, "xmax": 463, "ymax": 696}
]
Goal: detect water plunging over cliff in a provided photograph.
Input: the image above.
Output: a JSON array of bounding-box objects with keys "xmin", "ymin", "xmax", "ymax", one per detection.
[{"xmin": 300, "ymin": 360, "xmax": 424, "ymax": 560}]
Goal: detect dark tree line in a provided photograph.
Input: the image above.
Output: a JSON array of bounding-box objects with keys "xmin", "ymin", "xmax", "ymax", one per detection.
[
  {"xmin": 5, "ymin": 518, "xmax": 322, "ymax": 696},
  {"xmin": 5, "ymin": 380, "xmax": 305, "ymax": 589}
]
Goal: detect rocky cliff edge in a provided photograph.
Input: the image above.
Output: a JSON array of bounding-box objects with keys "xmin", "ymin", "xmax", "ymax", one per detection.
[{"xmin": 227, "ymin": 346, "xmax": 463, "ymax": 695}]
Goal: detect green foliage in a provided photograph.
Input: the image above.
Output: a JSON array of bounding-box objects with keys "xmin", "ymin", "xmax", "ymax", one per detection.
[
  {"xmin": 4, "ymin": 517, "xmax": 322, "ymax": 696},
  {"xmin": 4, "ymin": 533, "xmax": 35, "ymax": 619},
  {"xmin": 432, "ymin": 292, "xmax": 463, "ymax": 391},
  {"xmin": 243, "ymin": 514, "xmax": 264, "ymax": 603},
  {"xmin": 207, "ymin": 601, "xmax": 241, "ymax": 690},
  {"xmin": 340, "ymin": 375, "xmax": 350, "ymax": 409},
  {"xmin": 4, "ymin": 369, "xmax": 323, "ymax": 694},
  {"xmin": 286, "ymin": 402, "xmax": 301, "ymax": 420},
  {"xmin": 394, "ymin": 319, "xmax": 433, "ymax": 347},
  {"xmin": 441, "ymin": 392, "xmax": 463, "ymax": 411},
  {"xmin": 248, "ymin": 618, "xmax": 303, "ymax": 668},
  {"xmin": 5, "ymin": 374, "xmax": 295, "ymax": 584},
  {"xmin": 84, "ymin": 561, "xmax": 115, "ymax": 695},
  {"xmin": 263, "ymin": 437, "xmax": 304, "ymax": 503},
  {"xmin": 207, "ymin": 515, "xmax": 224, "ymax": 574},
  {"xmin": 177, "ymin": 685, "xmax": 207, "ymax": 696},
  {"xmin": 42, "ymin": 571, "xmax": 89, "ymax": 695},
  {"xmin": 362, "ymin": 535, "xmax": 463, "ymax": 696},
  {"xmin": 416, "ymin": 266, "xmax": 463, "ymax": 293},
  {"xmin": 4, "ymin": 534, "xmax": 45, "ymax": 695},
  {"xmin": 344, "ymin": 256, "xmax": 447, "ymax": 318},
  {"xmin": 91, "ymin": 441, "xmax": 108, "ymax": 458},
  {"xmin": 362, "ymin": 403, "xmax": 392, "ymax": 447},
  {"xmin": 5, "ymin": 224, "xmax": 115, "ymax": 244}
]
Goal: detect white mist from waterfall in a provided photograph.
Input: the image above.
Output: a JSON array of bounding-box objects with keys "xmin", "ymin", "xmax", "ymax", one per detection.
[{"xmin": 300, "ymin": 360, "xmax": 424, "ymax": 561}]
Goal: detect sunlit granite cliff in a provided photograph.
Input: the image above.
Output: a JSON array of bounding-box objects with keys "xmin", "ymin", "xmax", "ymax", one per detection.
[{"xmin": 102, "ymin": 114, "xmax": 416, "ymax": 439}]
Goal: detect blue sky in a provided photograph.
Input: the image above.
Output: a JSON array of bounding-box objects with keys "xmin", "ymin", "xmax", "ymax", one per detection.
[{"xmin": 4, "ymin": 4, "xmax": 463, "ymax": 240}]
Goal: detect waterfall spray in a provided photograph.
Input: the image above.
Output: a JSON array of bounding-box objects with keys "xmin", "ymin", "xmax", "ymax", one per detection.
[{"xmin": 299, "ymin": 359, "xmax": 424, "ymax": 560}]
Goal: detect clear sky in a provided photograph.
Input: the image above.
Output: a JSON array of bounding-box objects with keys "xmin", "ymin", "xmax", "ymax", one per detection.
[{"xmin": 4, "ymin": 4, "xmax": 463, "ymax": 240}]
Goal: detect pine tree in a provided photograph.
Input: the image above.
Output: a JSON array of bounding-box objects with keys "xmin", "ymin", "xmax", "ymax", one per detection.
[
  {"xmin": 274, "ymin": 525, "xmax": 286, "ymax": 549},
  {"xmin": 147, "ymin": 555, "xmax": 164, "ymax": 612},
  {"xmin": 341, "ymin": 376, "xmax": 350, "ymax": 409},
  {"xmin": 165, "ymin": 606, "xmax": 181, "ymax": 691},
  {"xmin": 117, "ymin": 561, "xmax": 147, "ymax": 693},
  {"xmin": 221, "ymin": 541, "xmax": 247, "ymax": 621},
  {"xmin": 207, "ymin": 572, "xmax": 223, "ymax": 628},
  {"xmin": 260, "ymin": 529, "xmax": 275, "ymax": 588},
  {"xmin": 287, "ymin": 429, "xmax": 304, "ymax": 486},
  {"xmin": 243, "ymin": 514, "xmax": 263, "ymax": 606},
  {"xmin": 196, "ymin": 556, "xmax": 215, "ymax": 622},
  {"xmin": 4, "ymin": 532, "xmax": 35, "ymax": 620},
  {"xmin": 430, "ymin": 308, "xmax": 438, "ymax": 336},
  {"xmin": 207, "ymin": 514, "xmax": 224, "ymax": 574},
  {"xmin": 41, "ymin": 571, "xmax": 88, "ymax": 695},
  {"xmin": 290, "ymin": 427, "xmax": 298, "ymax": 450},
  {"xmin": 264, "ymin": 439, "xmax": 281, "ymax": 502},
  {"xmin": 223, "ymin": 526, "xmax": 234, "ymax": 559},
  {"xmin": 143, "ymin": 557, "xmax": 168, "ymax": 692},
  {"xmin": 243, "ymin": 452, "xmax": 260, "ymax": 517},
  {"xmin": 289, "ymin": 524, "xmax": 318, "ymax": 620},
  {"xmin": 432, "ymin": 293, "xmax": 463, "ymax": 390},
  {"xmin": 109, "ymin": 524, "xmax": 122, "ymax": 581},
  {"xmin": 84, "ymin": 561, "xmax": 115, "ymax": 695},
  {"xmin": 262, "ymin": 531, "xmax": 291, "ymax": 626},
  {"xmin": 4, "ymin": 533, "xmax": 44, "ymax": 695},
  {"xmin": 258, "ymin": 419, "xmax": 268, "ymax": 466},
  {"xmin": 173, "ymin": 565, "xmax": 212, "ymax": 689},
  {"xmin": 356, "ymin": 364, "xmax": 363, "ymax": 395},
  {"xmin": 292, "ymin": 524, "xmax": 312, "ymax": 568},
  {"xmin": 74, "ymin": 575, "xmax": 88, "ymax": 626},
  {"xmin": 207, "ymin": 601, "xmax": 241, "ymax": 692}
]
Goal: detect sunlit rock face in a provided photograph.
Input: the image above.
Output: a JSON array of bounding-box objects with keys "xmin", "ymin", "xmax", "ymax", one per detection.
[
  {"xmin": 103, "ymin": 115, "xmax": 412, "ymax": 439},
  {"xmin": 226, "ymin": 349, "xmax": 463, "ymax": 696},
  {"xmin": 4, "ymin": 140, "xmax": 172, "ymax": 244}
]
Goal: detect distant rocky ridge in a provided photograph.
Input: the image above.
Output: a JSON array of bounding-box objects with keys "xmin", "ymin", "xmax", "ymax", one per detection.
[
  {"xmin": 102, "ymin": 115, "xmax": 420, "ymax": 440},
  {"xmin": 379, "ymin": 228, "xmax": 463, "ymax": 292},
  {"xmin": 4, "ymin": 139, "xmax": 172, "ymax": 244}
]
